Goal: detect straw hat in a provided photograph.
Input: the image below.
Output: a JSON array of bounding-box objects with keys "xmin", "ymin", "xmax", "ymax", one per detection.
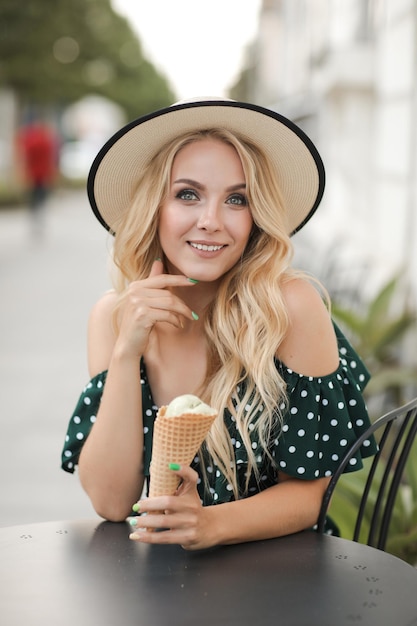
[{"xmin": 87, "ymin": 98, "xmax": 325, "ymax": 236}]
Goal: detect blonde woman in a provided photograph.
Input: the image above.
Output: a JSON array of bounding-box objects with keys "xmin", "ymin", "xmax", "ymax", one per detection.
[{"xmin": 62, "ymin": 99, "xmax": 377, "ymax": 549}]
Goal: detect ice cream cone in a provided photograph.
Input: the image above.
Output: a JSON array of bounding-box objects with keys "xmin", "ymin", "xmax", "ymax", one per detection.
[{"xmin": 149, "ymin": 405, "xmax": 217, "ymax": 498}]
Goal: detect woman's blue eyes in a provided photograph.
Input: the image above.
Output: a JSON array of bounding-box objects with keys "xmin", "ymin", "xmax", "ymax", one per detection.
[
  {"xmin": 175, "ymin": 189, "xmax": 248, "ymax": 206},
  {"xmin": 177, "ymin": 189, "xmax": 198, "ymax": 201},
  {"xmin": 228, "ymin": 193, "xmax": 247, "ymax": 206}
]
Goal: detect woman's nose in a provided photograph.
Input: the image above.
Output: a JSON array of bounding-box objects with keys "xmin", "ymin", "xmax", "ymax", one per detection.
[{"xmin": 196, "ymin": 201, "xmax": 223, "ymax": 232}]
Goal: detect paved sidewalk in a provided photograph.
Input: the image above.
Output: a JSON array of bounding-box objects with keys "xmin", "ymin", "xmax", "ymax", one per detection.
[{"xmin": 0, "ymin": 189, "xmax": 112, "ymax": 526}]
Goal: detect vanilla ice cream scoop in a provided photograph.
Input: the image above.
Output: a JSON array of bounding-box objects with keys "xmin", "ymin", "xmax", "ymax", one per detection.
[{"xmin": 164, "ymin": 394, "xmax": 216, "ymax": 417}]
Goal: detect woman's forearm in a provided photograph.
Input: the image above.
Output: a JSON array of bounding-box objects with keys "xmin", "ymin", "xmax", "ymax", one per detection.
[
  {"xmin": 78, "ymin": 350, "xmax": 145, "ymax": 521},
  {"xmin": 206, "ymin": 476, "xmax": 329, "ymax": 546}
]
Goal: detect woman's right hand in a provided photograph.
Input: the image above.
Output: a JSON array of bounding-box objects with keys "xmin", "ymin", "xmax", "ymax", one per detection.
[{"xmin": 115, "ymin": 259, "xmax": 198, "ymax": 359}]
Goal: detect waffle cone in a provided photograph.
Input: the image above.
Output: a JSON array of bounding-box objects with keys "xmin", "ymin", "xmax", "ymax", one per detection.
[{"xmin": 149, "ymin": 406, "xmax": 216, "ymax": 498}]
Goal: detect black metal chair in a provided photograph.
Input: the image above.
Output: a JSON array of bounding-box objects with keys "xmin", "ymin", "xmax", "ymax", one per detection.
[{"xmin": 316, "ymin": 396, "xmax": 417, "ymax": 551}]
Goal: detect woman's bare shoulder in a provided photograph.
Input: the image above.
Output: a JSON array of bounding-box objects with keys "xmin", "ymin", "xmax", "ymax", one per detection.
[
  {"xmin": 276, "ymin": 277, "xmax": 339, "ymax": 376},
  {"xmin": 87, "ymin": 290, "xmax": 119, "ymax": 377}
]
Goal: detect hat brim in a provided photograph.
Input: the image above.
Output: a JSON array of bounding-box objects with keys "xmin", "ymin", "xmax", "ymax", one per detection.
[{"xmin": 87, "ymin": 100, "xmax": 325, "ymax": 236}]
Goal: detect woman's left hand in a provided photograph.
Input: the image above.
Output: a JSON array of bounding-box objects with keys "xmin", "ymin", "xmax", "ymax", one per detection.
[{"xmin": 129, "ymin": 465, "xmax": 216, "ymax": 551}]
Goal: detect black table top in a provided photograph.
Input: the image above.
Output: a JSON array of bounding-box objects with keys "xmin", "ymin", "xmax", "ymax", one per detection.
[{"xmin": 1, "ymin": 519, "xmax": 416, "ymax": 626}]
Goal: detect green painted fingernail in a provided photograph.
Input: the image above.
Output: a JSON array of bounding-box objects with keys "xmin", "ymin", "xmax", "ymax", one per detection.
[
  {"xmin": 188, "ymin": 278, "xmax": 199, "ymax": 284},
  {"xmin": 129, "ymin": 518, "xmax": 138, "ymax": 526},
  {"xmin": 132, "ymin": 502, "xmax": 140, "ymax": 513},
  {"xmin": 168, "ymin": 463, "xmax": 181, "ymax": 471},
  {"xmin": 192, "ymin": 311, "xmax": 199, "ymax": 320}
]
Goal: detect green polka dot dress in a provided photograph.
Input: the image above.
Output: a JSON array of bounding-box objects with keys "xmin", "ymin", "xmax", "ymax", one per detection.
[{"xmin": 61, "ymin": 323, "xmax": 377, "ymax": 509}]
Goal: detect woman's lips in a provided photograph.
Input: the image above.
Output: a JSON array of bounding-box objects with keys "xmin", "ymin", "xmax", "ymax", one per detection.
[{"xmin": 188, "ymin": 242, "xmax": 226, "ymax": 252}]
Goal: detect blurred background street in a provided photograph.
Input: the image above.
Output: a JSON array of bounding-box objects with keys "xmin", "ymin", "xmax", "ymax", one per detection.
[{"xmin": 0, "ymin": 189, "xmax": 111, "ymax": 525}]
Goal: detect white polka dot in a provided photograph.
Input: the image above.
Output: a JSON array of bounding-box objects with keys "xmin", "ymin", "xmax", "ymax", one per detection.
[
  {"xmin": 143, "ymin": 426, "xmax": 149, "ymax": 434},
  {"xmin": 64, "ymin": 450, "xmax": 72, "ymax": 457},
  {"xmin": 340, "ymin": 439, "xmax": 348, "ymax": 446},
  {"xmin": 363, "ymin": 439, "xmax": 371, "ymax": 447},
  {"xmin": 73, "ymin": 416, "xmax": 81, "ymax": 424},
  {"xmin": 297, "ymin": 429, "xmax": 305, "ymax": 437},
  {"xmin": 76, "ymin": 432, "xmax": 84, "ymax": 440},
  {"xmin": 297, "ymin": 467, "xmax": 306, "ymax": 474},
  {"xmin": 315, "ymin": 469, "xmax": 320, "ymax": 477},
  {"xmin": 347, "ymin": 421, "xmax": 352, "ymax": 429},
  {"xmin": 301, "ymin": 390, "xmax": 308, "ymax": 398},
  {"xmin": 288, "ymin": 446, "xmax": 296, "ymax": 453},
  {"xmin": 330, "ymin": 419, "xmax": 338, "ymax": 427},
  {"xmin": 90, "ymin": 416, "xmax": 96, "ymax": 423},
  {"xmin": 65, "ymin": 435, "xmax": 69, "ymax": 442},
  {"xmin": 209, "ymin": 487, "xmax": 215, "ymax": 494},
  {"xmin": 235, "ymin": 441, "xmax": 241, "ymax": 448},
  {"xmin": 206, "ymin": 466, "xmax": 213, "ymax": 473},
  {"xmin": 350, "ymin": 360, "xmax": 357, "ymax": 368},
  {"xmin": 319, "ymin": 452, "xmax": 324, "ymax": 459},
  {"xmin": 349, "ymin": 458, "xmax": 358, "ymax": 466},
  {"xmin": 349, "ymin": 399, "xmax": 357, "ymax": 406},
  {"xmin": 356, "ymin": 419, "xmax": 364, "ymax": 427},
  {"xmin": 307, "ymin": 412, "xmax": 315, "ymax": 420},
  {"xmin": 280, "ymin": 461, "xmax": 287, "ymax": 468},
  {"xmin": 251, "ymin": 442, "xmax": 257, "ymax": 449},
  {"xmin": 97, "ymin": 381, "xmax": 103, "ymax": 388},
  {"xmin": 359, "ymin": 374, "xmax": 365, "ymax": 382},
  {"xmin": 328, "ymin": 382, "xmax": 334, "ymax": 389},
  {"xmin": 290, "ymin": 407, "xmax": 298, "ymax": 415},
  {"xmin": 226, "ymin": 483, "xmax": 233, "ymax": 491},
  {"xmin": 146, "ymin": 409, "xmax": 153, "ymax": 416},
  {"xmin": 83, "ymin": 397, "xmax": 91, "ymax": 406},
  {"xmin": 214, "ymin": 493, "xmax": 219, "ymax": 500},
  {"xmin": 338, "ymin": 402, "xmax": 345, "ymax": 410},
  {"xmin": 332, "ymin": 454, "xmax": 339, "ymax": 461},
  {"xmin": 67, "ymin": 462, "xmax": 73, "ymax": 469},
  {"xmin": 245, "ymin": 404, "xmax": 251, "ymax": 412},
  {"xmin": 249, "ymin": 423, "xmax": 255, "ymax": 431},
  {"xmin": 325, "ymin": 470, "xmax": 332, "ymax": 477},
  {"xmin": 340, "ymin": 347, "xmax": 347, "ymax": 355},
  {"xmin": 315, "ymin": 395, "xmax": 320, "ymax": 402},
  {"xmin": 322, "ymin": 399, "xmax": 329, "ymax": 406},
  {"xmin": 322, "ymin": 434, "xmax": 330, "ymax": 442},
  {"xmin": 282, "ymin": 424, "xmax": 289, "ymax": 432},
  {"xmin": 306, "ymin": 450, "xmax": 314, "ymax": 458}
]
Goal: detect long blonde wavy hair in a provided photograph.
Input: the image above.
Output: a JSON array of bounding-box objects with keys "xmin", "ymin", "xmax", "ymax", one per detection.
[{"xmin": 111, "ymin": 128, "xmax": 306, "ymax": 498}]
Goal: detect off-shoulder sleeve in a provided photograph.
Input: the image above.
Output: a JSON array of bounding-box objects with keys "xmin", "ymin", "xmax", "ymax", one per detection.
[
  {"xmin": 61, "ymin": 371, "xmax": 107, "ymax": 473},
  {"xmin": 272, "ymin": 323, "xmax": 378, "ymax": 480}
]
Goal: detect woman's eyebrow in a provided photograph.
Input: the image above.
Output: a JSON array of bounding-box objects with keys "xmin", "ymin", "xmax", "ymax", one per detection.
[{"xmin": 173, "ymin": 178, "xmax": 246, "ymax": 192}]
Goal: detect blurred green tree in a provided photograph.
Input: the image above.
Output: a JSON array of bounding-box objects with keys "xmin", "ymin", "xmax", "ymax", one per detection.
[{"xmin": 0, "ymin": 0, "xmax": 175, "ymax": 119}]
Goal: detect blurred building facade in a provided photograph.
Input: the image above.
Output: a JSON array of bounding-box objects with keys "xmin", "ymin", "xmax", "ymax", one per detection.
[{"xmin": 248, "ymin": 0, "xmax": 417, "ymax": 310}]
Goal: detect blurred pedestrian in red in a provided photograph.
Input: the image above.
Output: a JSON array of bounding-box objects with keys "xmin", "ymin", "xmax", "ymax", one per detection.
[{"xmin": 16, "ymin": 121, "xmax": 59, "ymax": 235}]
